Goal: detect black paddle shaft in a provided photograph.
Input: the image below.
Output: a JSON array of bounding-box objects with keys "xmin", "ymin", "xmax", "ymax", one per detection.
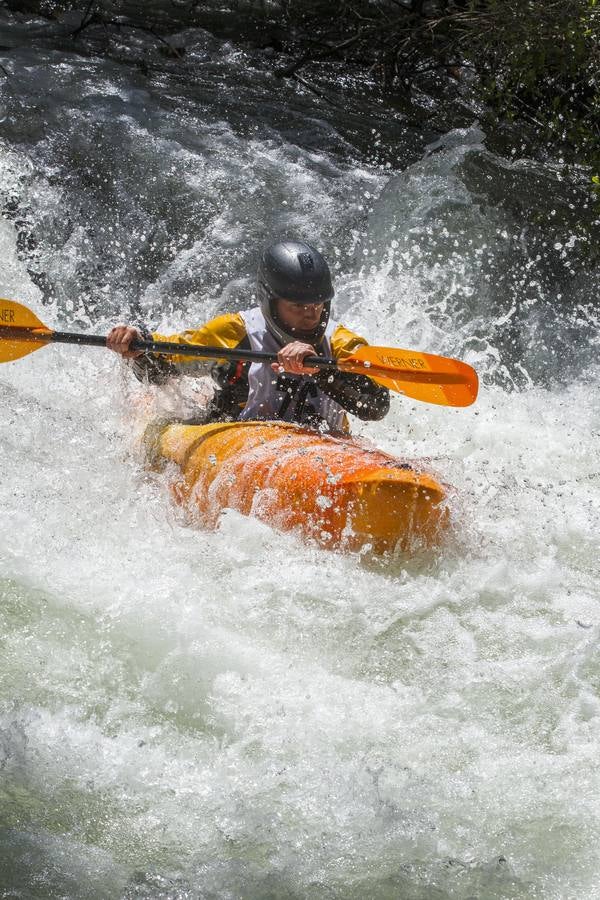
[{"xmin": 49, "ymin": 330, "xmax": 337, "ymax": 369}]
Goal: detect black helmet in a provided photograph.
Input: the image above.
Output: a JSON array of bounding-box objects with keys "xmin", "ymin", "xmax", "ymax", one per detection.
[{"xmin": 257, "ymin": 240, "xmax": 334, "ymax": 346}]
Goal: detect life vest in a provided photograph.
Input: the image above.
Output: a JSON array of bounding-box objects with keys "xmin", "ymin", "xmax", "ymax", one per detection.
[{"xmin": 238, "ymin": 307, "xmax": 346, "ymax": 431}]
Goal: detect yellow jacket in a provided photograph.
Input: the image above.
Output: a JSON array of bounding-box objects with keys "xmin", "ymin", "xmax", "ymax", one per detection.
[
  {"xmin": 131, "ymin": 308, "xmax": 389, "ymax": 429},
  {"xmin": 152, "ymin": 312, "xmax": 368, "ymax": 373}
]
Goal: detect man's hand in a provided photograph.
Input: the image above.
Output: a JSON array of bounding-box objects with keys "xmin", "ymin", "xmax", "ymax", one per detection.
[
  {"xmin": 271, "ymin": 341, "xmax": 319, "ymax": 376},
  {"xmin": 107, "ymin": 325, "xmax": 144, "ymax": 359}
]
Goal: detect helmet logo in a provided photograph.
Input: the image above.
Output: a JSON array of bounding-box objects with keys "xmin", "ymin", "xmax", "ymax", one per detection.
[{"xmin": 298, "ymin": 252, "xmax": 314, "ymax": 272}]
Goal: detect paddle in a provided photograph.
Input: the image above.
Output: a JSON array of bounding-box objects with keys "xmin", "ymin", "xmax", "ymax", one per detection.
[{"xmin": 0, "ymin": 297, "xmax": 478, "ymax": 407}]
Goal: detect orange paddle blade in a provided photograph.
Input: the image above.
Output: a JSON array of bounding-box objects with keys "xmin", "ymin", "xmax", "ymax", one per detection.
[
  {"xmin": 339, "ymin": 344, "xmax": 479, "ymax": 407},
  {"xmin": 0, "ymin": 298, "xmax": 52, "ymax": 362}
]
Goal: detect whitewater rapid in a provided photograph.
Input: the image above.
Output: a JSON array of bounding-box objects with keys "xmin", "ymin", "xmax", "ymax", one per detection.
[
  {"xmin": 2, "ymin": 205, "xmax": 600, "ymax": 898},
  {"xmin": 1, "ymin": 11, "xmax": 600, "ymax": 899}
]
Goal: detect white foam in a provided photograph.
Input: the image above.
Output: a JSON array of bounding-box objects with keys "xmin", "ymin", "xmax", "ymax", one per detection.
[{"xmin": 1, "ymin": 129, "xmax": 600, "ymax": 899}]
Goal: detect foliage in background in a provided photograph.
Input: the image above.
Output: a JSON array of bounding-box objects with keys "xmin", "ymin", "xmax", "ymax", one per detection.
[
  {"xmin": 455, "ymin": 1, "xmax": 599, "ymax": 183},
  {"xmin": 5, "ymin": 0, "xmax": 600, "ymax": 183},
  {"xmin": 270, "ymin": 0, "xmax": 599, "ymax": 182}
]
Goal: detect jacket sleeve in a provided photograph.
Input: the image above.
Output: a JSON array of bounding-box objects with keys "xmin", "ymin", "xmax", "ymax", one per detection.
[
  {"xmin": 314, "ymin": 324, "xmax": 390, "ymax": 422},
  {"xmin": 129, "ymin": 313, "xmax": 247, "ymax": 384}
]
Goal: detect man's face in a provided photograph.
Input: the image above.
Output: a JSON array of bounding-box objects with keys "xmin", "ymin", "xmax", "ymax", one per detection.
[{"xmin": 275, "ymin": 298, "xmax": 324, "ymax": 334}]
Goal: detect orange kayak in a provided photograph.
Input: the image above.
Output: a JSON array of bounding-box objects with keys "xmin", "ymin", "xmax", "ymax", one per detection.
[{"xmin": 142, "ymin": 420, "xmax": 450, "ymax": 554}]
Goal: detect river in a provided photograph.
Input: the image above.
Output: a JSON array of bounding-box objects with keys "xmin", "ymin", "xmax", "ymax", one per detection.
[{"xmin": 1, "ymin": 7, "xmax": 600, "ymax": 899}]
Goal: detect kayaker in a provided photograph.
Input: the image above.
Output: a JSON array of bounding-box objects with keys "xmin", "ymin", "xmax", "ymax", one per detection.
[{"xmin": 107, "ymin": 239, "xmax": 390, "ymax": 431}]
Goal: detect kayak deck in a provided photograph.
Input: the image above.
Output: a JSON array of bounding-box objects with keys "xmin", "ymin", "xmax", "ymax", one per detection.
[{"xmin": 143, "ymin": 420, "xmax": 450, "ymax": 555}]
